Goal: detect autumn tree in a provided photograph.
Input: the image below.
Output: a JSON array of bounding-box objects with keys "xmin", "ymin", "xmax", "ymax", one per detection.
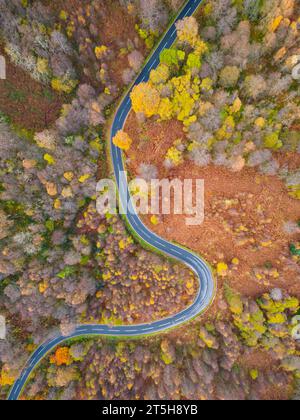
[
  {"xmin": 130, "ymin": 82, "xmax": 160, "ymax": 117},
  {"xmin": 150, "ymin": 64, "xmax": 170, "ymax": 85},
  {"xmin": 50, "ymin": 347, "xmax": 73, "ymax": 366},
  {"xmin": 112, "ymin": 130, "xmax": 133, "ymax": 151},
  {"xmin": 175, "ymin": 16, "xmax": 199, "ymax": 48},
  {"xmin": 159, "ymin": 48, "xmax": 185, "ymax": 68}
]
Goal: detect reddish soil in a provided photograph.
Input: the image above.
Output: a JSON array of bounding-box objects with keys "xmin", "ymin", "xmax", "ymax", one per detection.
[
  {"xmin": 125, "ymin": 112, "xmax": 187, "ymax": 174},
  {"xmin": 125, "ymin": 113, "xmax": 300, "ymax": 310},
  {"xmin": 0, "ymin": 45, "xmax": 64, "ymax": 131}
]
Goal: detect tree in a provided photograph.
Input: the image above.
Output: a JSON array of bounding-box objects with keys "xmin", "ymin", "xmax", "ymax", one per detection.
[
  {"xmin": 169, "ymin": 74, "xmax": 197, "ymax": 122},
  {"xmin": 175, "ymin": 16, "xmax": 199, "ymax": 48},
  {"xmin": 47, "ymin": 366, "xmax": 79, "ymax": 388},
  {"xmin": 128, "ymin": 50, "xmax": 144, "ymax": 73},
  {"xmin": 264, "ymin": 132, "xmax": 283, "ymax": 150},
  {"xmin": 138, "ymin": 164, "xmax": 158, "ymax": 181},
  {"xmin": 50, "ymin": 347, "xmax": 73, "ymax": 366},
  {"xmin": 112, "ymin": 130, "xmax": 133, "ymax": 151},
  {"xmin": 219, "ymin": 66, "xmax": 240, "ymax": 88},
  {"xmin": 138, "ymin": 0, "xmax": 169, "ymax": 32},
  {"xmin": 0, "ymin": 367, "xmax": 15, "ymax": 387},
  {"xmin": 186, "ymin": 53, "xmax": 202, "ymax": 70},
  {"xmin": 189, "ymin": 147, "xmax": 211, "ymax": 167},
  {"xmin": 243, "ymin": 75, "xmax": 267, "ymax": 100},
  {"xmin": 244, "ymin": 0, "xmax": 263, "ymax": 22},
  {"xmin": 157, "ymin": 98, "xmax": 173, "ymax": 120},
  {"xmin": 34, "ymin": 130, "xmax": 57, "ymax": 150},
  {"xmin": 159, "ymin": 48, "xmax": 185, "ymax": 68},
  {"xmin": 247, "ymin": 150, "xmax": 272, "ymax": 167},
  {"xmin": 150, "ymin": 64, "xmax": 170, "ymax": 84},
  {"xmin": 130, "ymin": 82, "xmax": 160, "ymax": 117}
]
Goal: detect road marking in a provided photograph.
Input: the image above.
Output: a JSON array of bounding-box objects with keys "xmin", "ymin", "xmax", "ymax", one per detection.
[{"xmin": 148, "ymin": 60, "xmax": 158, "ymax": 71}]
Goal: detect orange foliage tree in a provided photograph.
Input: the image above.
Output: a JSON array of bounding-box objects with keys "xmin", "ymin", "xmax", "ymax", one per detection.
[{"xmin": 50, "ymin": 347, "xmax": 73, "ymax": 366}]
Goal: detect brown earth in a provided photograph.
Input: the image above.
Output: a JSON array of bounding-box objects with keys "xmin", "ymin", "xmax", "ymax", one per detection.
[
  {"xmin": 0, "ymin": 45, "xmax": 64, "ymax": 131},
  {"xmin": 125, "ymin": 113, "xmax": 300, "ymax": 312}
]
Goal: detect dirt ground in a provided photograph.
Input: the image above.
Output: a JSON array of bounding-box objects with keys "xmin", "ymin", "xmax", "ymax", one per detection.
[
  {"xmin": 125, "ymin": 113, "xmax": 300, "ymax": 311},
  {"xmin": 0, "ymin": 45, "xmax": 64, "ymax": 131}
]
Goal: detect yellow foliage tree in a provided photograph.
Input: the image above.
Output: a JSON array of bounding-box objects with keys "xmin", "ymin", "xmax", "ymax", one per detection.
[
  {"xmin": 268, "ymin": 16, "xmax": 283, "ymax": 32},
  {"xmin": 166, "ymin": 146, "xmax": 183, "ymax": 166},
  {"xmin": 0, "ymin": 368, "xmax": 15, "ymax": 387},
  {"xmin": 157, "ymin": 98, "xmax": 173, "ymax": 120},
  {"xmin": 217, "ymin": 262, "xmax": 228, "ymax": 277},
  {"xmin": 50, "ymin": 347, "xmax": 73, "ymax": 366},
  {"xmin": 170, "ymin": 74, "xmax": 196, "ymax": 122},
  {"xmin": 194, "ymin": 39, "xmax": 209, "ymax": 57},
  {"xmin": 130, "ymin": 82, "xmax": 160, "ymax": 117},
  {"xmin": 176, "ymin": 16, "xmax": 199, "ymax": 48},
  {"xmin": 95, "ymin": 45, "xmax": 108, "ymax": 59},
  {"xmin": 113, "ymin": 130, "xmax": 133, "ymax": 151},
  {"xmin": 51, "ymin": 77, "xmax": 78, "ymax": 94},
  {"xmin": 150, "ymin": 64, "xmax": 170, "ymax": 85}
]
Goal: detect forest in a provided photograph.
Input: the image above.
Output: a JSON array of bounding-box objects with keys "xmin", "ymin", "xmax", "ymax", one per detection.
[{"xmin": 0, "ymin": 0, "xmax": 299, "ymax": 401}]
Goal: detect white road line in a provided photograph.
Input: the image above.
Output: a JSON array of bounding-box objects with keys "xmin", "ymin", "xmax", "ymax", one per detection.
[{"xmin": 184, "ymin": 7, "xmax": 192, "ymax": 16}]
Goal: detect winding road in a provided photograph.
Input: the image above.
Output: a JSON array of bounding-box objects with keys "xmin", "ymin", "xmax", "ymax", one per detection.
[{"xmin": 8, "ymin": 0, "xmax": 215, "ymax": 400}]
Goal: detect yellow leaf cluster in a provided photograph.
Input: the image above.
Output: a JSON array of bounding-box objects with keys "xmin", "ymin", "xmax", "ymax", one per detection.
[
  {"xmin": 176, "ymin": 16, "xmax": 199, "ymax": 48},
  {"xmin": 158, "ymin": 98, "xmax": 173, "ymax": 120},
  {"xmin": 150, "ymin": 64, "xmax": 170, "ymax": 85},
  {"xmin": 78, "ymin": 174, "xmax": 91, "ymax": 183},
  {"xmin": 170, "ymin": 74, "xmax": 197, "ymax": 122},
  {"xmin": 64, "ymin": 171, "xmax": 74, "ymax": 182},
  {"xmin": 229, "ymin": 98, "xmax": 242, "ymax": 114},
  {"xmin": 130, "ymin": 82, "xmax": 160, "ymax": 117},
  {"xmin": 44, "ymin": 153, "xmax": 55, "ymax": 165},
  {"xmin": 255, "ymin": 117, "xmax": 266, "ymax": 128},
  {"xmin": 217, "ymin": 262, "xmax": 228, "ymax": 277},
  {"xmin": 54, "ymin": 198, "xmax": 61, "ymax": 209},
  {"xmin": 269, "ymin": 16, "xmax": 283, "ymax": 32},
  {"xmin": 95, "ymin": 45, "xmax": 108, "ymax": 59},
  {"xmin": 194, "ymin": 39, "xmax": 209, "ymax": 57},
  {"xmin": 51, "ymin": 77, "xmax": 78, "ymax": 94},
  {"xmin": 150, "ymin": 215, "xmax": 159, "ymax": 225},
  {"xmin": 39, "ymin": 281, "xmax": 48, "ymax": 294},
  {"xmin": 59, "ymin": 10, "xmax": 68, "ymax": 21},
  {"xmin": 0, "ymin": 368, "xmax": 15, "ymax": 387},
  {"xmin": 37, "ymin": 58, "xmax": 49, "ymax": 74},
  {"xmin": 200, "ymin": 77, "xmax": 213, "ymax": 91},
  {"xmin": 166, "ymin": 146, "xmax": 183, "ymax": 166}
]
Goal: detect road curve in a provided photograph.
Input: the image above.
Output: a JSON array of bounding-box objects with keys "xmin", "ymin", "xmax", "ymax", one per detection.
[{"xmin": 8, "ymin": 0, "xmax": 215, "ymax": 400}]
